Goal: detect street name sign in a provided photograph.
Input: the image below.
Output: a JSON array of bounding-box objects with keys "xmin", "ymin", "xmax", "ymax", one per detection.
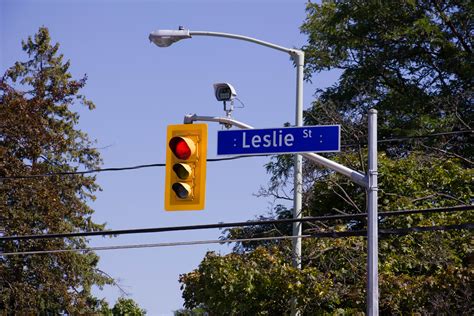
[{"xmin": 217, "ymin": 125, "xmax": 340, "ymax": 155}]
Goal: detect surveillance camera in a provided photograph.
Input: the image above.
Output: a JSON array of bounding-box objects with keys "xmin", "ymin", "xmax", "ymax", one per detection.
[{"xmin": 213, "ymin": 83, "xmax": 237, "ymax": 102}]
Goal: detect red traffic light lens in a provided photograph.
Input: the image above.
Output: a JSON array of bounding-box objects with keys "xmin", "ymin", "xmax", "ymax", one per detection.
[{"xmin": 169, "ymin": 137, "xmax": 192, "ymax": 160}]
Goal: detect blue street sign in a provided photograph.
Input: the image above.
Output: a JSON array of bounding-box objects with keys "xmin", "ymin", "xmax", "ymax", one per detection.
[{"xmin": 217, "ymin": 125, "xmax": 340, "ymax": 155}]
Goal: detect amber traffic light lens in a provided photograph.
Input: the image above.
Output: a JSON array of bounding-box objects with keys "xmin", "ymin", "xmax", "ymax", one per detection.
[{"xmin": 172, "ymin": 163, "xmax": 191, "ymax": 179}]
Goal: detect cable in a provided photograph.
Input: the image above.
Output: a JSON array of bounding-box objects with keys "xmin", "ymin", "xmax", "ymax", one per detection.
[
  {"xmin": 377, "ymin": 130, "xmax": 473, "ymax": 143},
  {"xmin": 2, "ymin": 130, "xmax": 471, "ymax": 180},
  {"xmin": 0, "ymin": 234, "xmax": 311, "ymax": 256},
  {"xmin": 1, "ymin": 205, "xmax": 472, "ymax": 242},
  {"xmin": 341, "ymin": 130, "xmax": 473, "ymax": 147},
  {"xmin": 0, "ymin": 154, "xmax": 271, "ymax": 180},
  {"xmin": 380, "ymin": 223, "xmax": 473, "ymax": 235},
  {"xmin": 2, "ymin": 223, "xmax": 472, "ymax": 256}
]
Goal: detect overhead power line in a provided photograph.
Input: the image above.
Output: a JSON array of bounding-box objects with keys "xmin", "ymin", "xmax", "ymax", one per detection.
[
  {"xmin": 0, "ymin": 154, "xmax": 270, "ymax": 180},
  {"xmin": 1, "ymin": 130, "xmax": 471, "ymax": 180},
  {"xmin": 1, "ymin": 205, "xmax": 472, "ymax": 242},
  {"xmin": 1, "ymin": 234, "xmax": 311, "ymax": 256},
  {"xmin": 340, "ymin": 130, "xmax": 473, "ymax": 147},
  {"xmin": 2, "ymin": 223, "xmax": 472, "ymax": 256},
  {"xmin": 377, "ymin": 130, "xmax": 473, "ymax": 143}
]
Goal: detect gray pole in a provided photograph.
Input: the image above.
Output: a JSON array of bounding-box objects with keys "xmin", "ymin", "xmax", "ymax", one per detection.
[
  {"xmin": 290, "ymin": 50, "xmax": 304, "ymax": 316},
  {"xmin": 293, "ymin": 51, "xmax": 304, "ymax": 270},
  {"xmin": 367, "ymin": 109, "xmax": 378, "ymax": 315}
]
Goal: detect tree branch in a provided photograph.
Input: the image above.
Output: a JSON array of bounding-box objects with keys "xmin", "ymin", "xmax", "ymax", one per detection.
[
  {"xmin": 421, "ymin": 144, "xmax": 473, "ymax": 165},
  {"xmin": 454, "ymin": 110, "xmax": 471, "ymax": 130},
  {"xmin": 431, "ymin": 0, "xmax": 472, "ymax": 54},
  {"xmin": 329, "ymin": 179, "xmax": 363, "ymax": 213},
  {"xmin": 95, "ymin": 268, "xmax": 129, "ymax": 296}
]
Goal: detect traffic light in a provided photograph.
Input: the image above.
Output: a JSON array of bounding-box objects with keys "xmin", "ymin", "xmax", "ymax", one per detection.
[{"xmin": 165, "ymin": 123, "xmax": 207, "ymax": 211}]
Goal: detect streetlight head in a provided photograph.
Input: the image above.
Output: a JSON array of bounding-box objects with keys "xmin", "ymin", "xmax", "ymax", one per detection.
[{"xmin": 149, "ymin": 29, "xmax": 191, "ymax": 47}]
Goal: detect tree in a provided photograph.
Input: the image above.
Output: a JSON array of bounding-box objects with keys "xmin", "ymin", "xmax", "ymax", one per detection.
[
  {"xmin": 174, "ymin": 307, "xmax": 208, "ymax": 316},
  {"xmin": 301, "ymin": 0, "xmax": 472, "ymax": 160},
  {"xmin": 111, "ymin": 297, "xmax": 147, "ymax": 315},
  {"xmin": 0, "ymin": 27, "xmax": 112, "ymax": 313},
  {"xmin": 181, "ymin": 154, "xmax": 473, "ymax": 314},
  {"xmin": 179, "ymin": 1, "xmax": 473, "ymax": 314},
  {"xmin": 179, "ymin": 247, "xmax": 340, "ymax": 315}
]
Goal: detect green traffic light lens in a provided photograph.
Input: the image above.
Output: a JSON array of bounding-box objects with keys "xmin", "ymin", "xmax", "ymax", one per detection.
[{"xmin": 172, "ymin": 183, "xmax": 191, "ymax": 199}]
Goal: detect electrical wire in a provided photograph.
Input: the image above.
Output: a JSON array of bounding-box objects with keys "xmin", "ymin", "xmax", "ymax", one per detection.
[
  {"xmin": 377, "ymin": 130, "xmax": 473, "ymax": 143},
  {"xmin": 1, "ymin": 130, "xmax": 471, "ymax": 180},
  {"xmin": 0, "ymin": 234, "xmax": 311, "ymax": 256},
  {"xmin": 2, "ymin": 223, "xmax": 472, "ymax": 256},
  {"xmin": 0, "ymin": 154, "xmax": 270, "ymax": 180},
  {"xmin": 1, "ymin": 205, "xmax": 472, "ymax": 242},
  {"xmin": 342, "ymin": 130, "xmax": 473, "ymax": 147}
]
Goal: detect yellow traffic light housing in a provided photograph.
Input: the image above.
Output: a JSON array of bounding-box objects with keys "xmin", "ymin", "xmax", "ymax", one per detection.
[{"xmin": 165, "ymin": 124, "xmax": 207, "ymax": 211}]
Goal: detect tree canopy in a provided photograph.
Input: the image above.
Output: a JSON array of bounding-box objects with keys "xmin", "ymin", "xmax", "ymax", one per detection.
[
  {"xmin": 0, "ymin": 27, "xmax": 139, "ymax": 313},
  {"xmin": 179, "ymin": 1, "xmax": 473, "ymax": 314},
  {"xmin": 302, "ymin": 0, "xmax": 472, "ymax": 152}
]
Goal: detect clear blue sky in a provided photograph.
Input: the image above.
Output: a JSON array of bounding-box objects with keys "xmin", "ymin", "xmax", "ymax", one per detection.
[{"xmin": 1, "ymin": 0, "xmax": 339, "ymax": 314}]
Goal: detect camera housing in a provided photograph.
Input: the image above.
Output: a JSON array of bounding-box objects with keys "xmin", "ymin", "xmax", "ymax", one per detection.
[{"xmin": 213, "ymin": 83, "xmax": 237, "ymax": 102}]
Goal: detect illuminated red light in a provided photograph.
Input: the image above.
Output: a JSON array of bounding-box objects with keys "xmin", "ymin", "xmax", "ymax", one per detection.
[{"xmin": 169, "ymin": 137, "xmax": 191, "ymax": 160}]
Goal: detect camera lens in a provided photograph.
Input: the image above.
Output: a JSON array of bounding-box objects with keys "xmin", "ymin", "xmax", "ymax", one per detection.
[{"xmin": 218, "ymin": 88, "xmax": 231, "ymax": 100}]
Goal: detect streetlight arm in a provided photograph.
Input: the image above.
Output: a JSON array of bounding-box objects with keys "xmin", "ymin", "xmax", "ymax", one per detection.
[
  {"xmin": 183, "ymin": 114, "xmax": 253, "ymax": 129},
  {"xmin": 302, "ymin": 153, "xmax": 367, "ymax": 188},
  {"xmin": 190, "ymin": 31, "xmax": 303, "ymax": 57}
]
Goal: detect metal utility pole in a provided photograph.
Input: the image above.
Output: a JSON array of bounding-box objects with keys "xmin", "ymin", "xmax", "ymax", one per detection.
[
  {"xmin": 367, "ymin": 109, "xmax": 378, "ymax": 315},
  {"xmin": 293, "ymin": 50, "xmax": 304, "ymax": 272}
]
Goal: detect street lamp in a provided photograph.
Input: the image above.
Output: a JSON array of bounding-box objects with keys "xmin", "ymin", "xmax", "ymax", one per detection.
[
  {"xmin": 149, "ymin": 29, "xmax": 191, "ymax": 47},
  {"xmin": 150, "ymin": 27, "xmax": 305, "ymax": 314}
]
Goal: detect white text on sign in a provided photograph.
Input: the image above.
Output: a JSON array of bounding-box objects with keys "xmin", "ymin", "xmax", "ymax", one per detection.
[{"xmin": 241, "ymin": 129, "xmax": 299, "ymax": 149}]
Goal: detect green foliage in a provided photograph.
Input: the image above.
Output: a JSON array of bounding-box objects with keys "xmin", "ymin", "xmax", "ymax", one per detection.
[
  {"xmin": 307, "ymin": 152, "xmax": 473, "ymax": 215},
  {"xmin": 174, "ymin": 307, "xmax": 208, "ymax": 316},
  {"xmin": 111, "ymin": 297, "xmax": 147, "ymax": 315},
  {"xmin": 182, "ymin": 230, "xmax": 472, "ymax": 314},
  {"xmin": 180, "ymin": 1, "xmax": 473, "ymax": 314},
  {"xmin": 223, "ymin": 204, "xmax": 293, "ymax": 253},
  {"xmin": 180, "ymin": 248, "xmax": 338, "ymax": 315},
  {"xmin": 0, "ymin": 27, "xmax": 112, "ymax": 313},
  {"xmin": 302, "ymin": 0, "xmax": 472, "ymax": 159},
  {"xmin": 181, "ymin": 154, "xmax": 473, "ymax": 314},
  {"xmin": 96, "ymin": 297, "xmax": 146, "ymax": 316}
]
